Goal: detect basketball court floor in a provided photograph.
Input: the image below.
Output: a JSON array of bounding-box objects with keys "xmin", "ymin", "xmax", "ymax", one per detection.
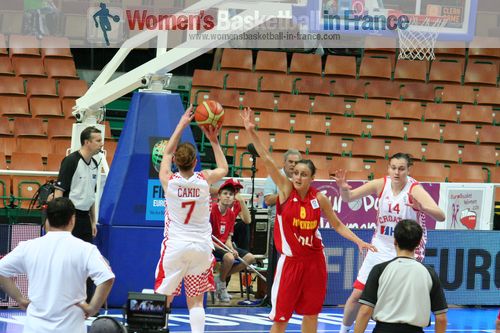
[{"xmin": 0, "ymin": 306, "xmax": 497, "ymax": 332}]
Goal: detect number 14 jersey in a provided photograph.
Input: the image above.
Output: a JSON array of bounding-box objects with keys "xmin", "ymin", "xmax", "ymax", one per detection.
[
  {"xmin": 375, "ymin": 176, "xmax": 426, "ymax": 261},
  {"xmin": 164, "ymin": 172, "xmax": 212, "ymax": 244}
]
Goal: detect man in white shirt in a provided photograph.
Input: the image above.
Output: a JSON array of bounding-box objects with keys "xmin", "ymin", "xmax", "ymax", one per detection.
[{"xmin": 0, "ymin": 197, "xmax": 115, "ymax": 333}]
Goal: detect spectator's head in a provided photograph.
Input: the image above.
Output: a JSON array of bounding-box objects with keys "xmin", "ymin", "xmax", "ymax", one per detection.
[
  {"xmin": 283, "ymin": 149, "xmax": 302, "ymax": 178},
  {"xmin": 89, "ymin": 316, "xmax": 127, "ymax": 333},
  {"xmin": 80, "ymin": 126, "xmax": 103, "ymax": 156},
  {"xmin": 291, "ymin": 159, "xmax": 316, "ymax": 192},
  {"xmin": 394, "ymin": 219, "xmax": 423, "ymax": 252},
  {"xmin": 46, "ymin": 197, "xmax": 75, "ymax": 230},
  {"xmin": 218, "ymin": 179, "xmax": 243, "ymax": 207},
  {"xmin": 175, "ymin": 142, "xmax": 197, "ymax": 172}
]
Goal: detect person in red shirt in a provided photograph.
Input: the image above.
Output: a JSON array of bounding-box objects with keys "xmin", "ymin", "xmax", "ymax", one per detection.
[
  {"xmin": 210, "ymin": 179, "xmax": 254, "ymax": 302},
  {"xmin": 240, "ymin": 107, "xmax": 376, "ymax": 333}
]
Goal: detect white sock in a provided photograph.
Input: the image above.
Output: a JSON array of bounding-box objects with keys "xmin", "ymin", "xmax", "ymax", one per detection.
[
  {"xmin": 189, "ymin": 307, "xmax": 205, "ymax": 333},
  {"xmin": 339, "ymin": 324, "xmax": 352, "ymax": 333}
]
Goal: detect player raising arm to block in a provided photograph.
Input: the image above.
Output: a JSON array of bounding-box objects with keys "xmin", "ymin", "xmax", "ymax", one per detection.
[
  {"xmin": 334, "ymin": 153, "xmax": 445, "ymax": 333},
  {"xmin": 240, "ymin": 107, "xmax": 376, "ymax": 333},
  {"xmin": 154, "ymin": 105, "xmax": 228, "ymax": 333}
]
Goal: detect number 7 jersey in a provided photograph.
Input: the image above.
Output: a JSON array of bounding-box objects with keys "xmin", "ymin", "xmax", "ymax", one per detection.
[{"xmin": 163, "ymin": 172, "xmax": 212, "ymax": 244}]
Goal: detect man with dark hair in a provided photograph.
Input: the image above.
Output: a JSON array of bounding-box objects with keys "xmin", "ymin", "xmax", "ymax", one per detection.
[
  {"xmin": 54, "ymin": 126, "xmax": 103, "ymax": 242},
  {"xmin": 54, "ymin": 126, "xmax": 103, "ymax": 302},
  {"xmin": 0, "ymin": 197, "xmax": 115, "ymax": 333},
  {"xmin": 354, "ymin": 219, "xmax": 448, "ymax": 333}
]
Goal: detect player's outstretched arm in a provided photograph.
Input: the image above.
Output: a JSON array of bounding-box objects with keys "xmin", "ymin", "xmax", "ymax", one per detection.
[
  {"xmin": 317, "ymin": 192, "xmax": 376, "ymax": 253},
  {"xmin": 201, "ymin": 124, "xmax": 228, "ymax": 184},
  {"xmin": 332, "ymin": 169, "xmax": 382, "ymax": 202},
  {"xmin": 240, "ymin": 107, "xmax": 291, "ymax": 197},
  {"xmin": 408, "ymin": 185, "xmax": 446, "ymax": 221},
  {"xmin": 159, "ymin": 106, "xmax": 194, "ymax": 188}
]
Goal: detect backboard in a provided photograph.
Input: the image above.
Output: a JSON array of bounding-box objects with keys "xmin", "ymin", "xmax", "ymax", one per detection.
[{"xmin": 293, "ymin": 0, "xmax": 477, "ymax": 42}]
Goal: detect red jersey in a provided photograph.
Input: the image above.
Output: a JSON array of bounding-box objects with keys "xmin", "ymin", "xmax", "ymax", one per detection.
[
  {"xmin": 210, "ymin": 203, "xmax": 236, "ymax": 243},
  {"xmin": 275, "ymin": 187, "xmax": 324, "ymax": 258}
]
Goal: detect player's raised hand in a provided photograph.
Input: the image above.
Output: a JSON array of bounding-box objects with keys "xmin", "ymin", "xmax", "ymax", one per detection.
[
  {"xmin": 332, "ymin": 169, "xmax": 352, "ymax": 191},
  {"xmin": 201, "ymin": 124, "xmax": 219, "ymax": 143},
  {"xmin": 180, "ymin": 105, "xmax": 194, "ymax": 127},
  {"xmin": 240, "ymin": 107, "xmax": 255, "ymax": 131},
  {"xmin": 407, "ymin": 193, "xmax": 423, "ymax": 211}
]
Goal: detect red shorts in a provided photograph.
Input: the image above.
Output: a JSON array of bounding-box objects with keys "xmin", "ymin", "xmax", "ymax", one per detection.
[{"xmin": 269, "ymin": 252, "xmax": 327, "ymax": 322}]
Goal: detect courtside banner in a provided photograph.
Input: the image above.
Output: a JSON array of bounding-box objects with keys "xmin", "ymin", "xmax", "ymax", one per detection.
[
  {"xmin": 323, "ymin": 229, "xmax": 500, "ymax": 305},
  {"xmin": 425, "ymin": 231, "xmax": 499, "ymax": 305}
]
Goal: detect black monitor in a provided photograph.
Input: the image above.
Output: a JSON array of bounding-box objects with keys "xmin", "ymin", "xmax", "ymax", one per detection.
[{"xmin": 126, "ymin": 292, "xmax": 167, "ymax": 330}]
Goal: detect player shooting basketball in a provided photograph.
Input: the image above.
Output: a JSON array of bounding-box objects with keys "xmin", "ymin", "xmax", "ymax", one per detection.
[{"xmin": 154, "ymin": 105, "xmax": 228, "ymax": 333}]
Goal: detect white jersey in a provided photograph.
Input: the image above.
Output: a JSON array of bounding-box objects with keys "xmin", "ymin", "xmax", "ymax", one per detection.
[
  {"xmin": 374, "ymin": 176, "xmax": 427, "ymax": 261},
  {"xmin": 164, "ymin": 172, "xmax": 212, "ymax": 244}
]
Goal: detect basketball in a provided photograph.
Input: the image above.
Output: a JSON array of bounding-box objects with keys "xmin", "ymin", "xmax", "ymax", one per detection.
[
  {"xmin": 112, "ymin": 15, "xmax": 120, "ymax": 22},
  {"xmin": 194, "ymin": 100, "xmax": 225, "ymax": 129}
]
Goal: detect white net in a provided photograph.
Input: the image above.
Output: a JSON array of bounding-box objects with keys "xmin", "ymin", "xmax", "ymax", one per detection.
[{"xmin": 397, "ymin": 15, "xmax": 448, "ymax": 61}]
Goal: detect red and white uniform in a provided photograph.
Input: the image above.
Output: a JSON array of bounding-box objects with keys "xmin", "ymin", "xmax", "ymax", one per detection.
[
  {"xmin": 270, "ymin": 187, "xmax": 327, "ymax": 322},
  {"xmin": 155, "ymin": 172, "xmax": 215, "ymax": 297},
  {"xmin": 354, "ymin": 176, "xmax": 426, "ymax": 289}
]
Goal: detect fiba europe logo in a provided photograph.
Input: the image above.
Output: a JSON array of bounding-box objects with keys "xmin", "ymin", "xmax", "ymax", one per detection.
[
  {"xmin": 87, "ymin": 3, "xmax": 123, "ymax": 46},
  {"xmin": 151, "ymin": 140, "xmax": 168, "ymax": 173}
]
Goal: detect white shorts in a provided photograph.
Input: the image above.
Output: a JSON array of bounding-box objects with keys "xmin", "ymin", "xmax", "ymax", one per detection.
[
  {"xmin": 154, "ymin": 239, "xmax": 215, "ymax": 298},
  {"xmin": 354, "ymin": 237, "xmax": 396, "ymax": 289}
]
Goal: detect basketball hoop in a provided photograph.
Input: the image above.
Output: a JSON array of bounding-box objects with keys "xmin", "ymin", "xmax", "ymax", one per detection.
[{"xmin": 397, "ymin": 15, "xmax": 448, "ymax": 61}]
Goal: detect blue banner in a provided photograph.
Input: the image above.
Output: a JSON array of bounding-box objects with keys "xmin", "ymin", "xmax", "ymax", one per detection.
[
  {"xmin": 323, "ymin": 229, "xmax": 500, "ymax": 305},
  {"xmin": 425, "ymin": 231, "xmax": 499, "ymax": 305}
]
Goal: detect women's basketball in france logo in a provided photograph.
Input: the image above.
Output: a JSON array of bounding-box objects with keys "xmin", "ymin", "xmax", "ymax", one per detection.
[{"xmin": 87, "ymin": 3, "xmax": 123, "ymax": 46}]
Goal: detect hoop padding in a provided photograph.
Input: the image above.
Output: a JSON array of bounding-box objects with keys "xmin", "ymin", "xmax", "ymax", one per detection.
[{"xmin": 397, "ymin": 15, "xmax": 448, "ymax": 61}]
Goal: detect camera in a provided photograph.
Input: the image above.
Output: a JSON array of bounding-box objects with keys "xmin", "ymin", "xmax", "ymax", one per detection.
[
  {"xmin": 126, "ymin": 292, "xmax": 169, "ymax": 333},
  {"xmin": 72, "ymin": 107, "xmax": 106, "ymax": 124}
]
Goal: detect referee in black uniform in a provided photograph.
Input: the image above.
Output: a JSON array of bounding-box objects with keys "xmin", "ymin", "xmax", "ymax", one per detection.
[
  {"xmin": 354, "ymin": 219, "xmax": 448, "ymax": 333},
  {"xmin": 54, "ymin": 126, "xmax": 103, "ymax": 243},
  {"xmin": 54, "ymin": 126, "xmax": 103, "ymax": 303}
]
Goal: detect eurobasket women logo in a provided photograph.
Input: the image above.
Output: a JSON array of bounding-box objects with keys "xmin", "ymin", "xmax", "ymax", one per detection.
[{"xmin": 87, "ymin": 3, "xmax": 123, "ymax": 46}]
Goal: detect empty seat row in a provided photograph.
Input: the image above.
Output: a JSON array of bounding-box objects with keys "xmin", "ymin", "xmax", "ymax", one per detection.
[
  {"xmin": 220, "ymin": 110, "xmax": 499, "ymax": 143},
  {"xmin": 0, "ymin": 34, "xmax": 73, "ymax": 58},
  {"xmin": 0, "ymin": 140, "xmax": 117, "ymax": 168},
  {"xmin": 222, "ymin": 128, "xmax": 497, "ymax": 164},
  {"xmin": 196, "ymin": 88, "xmax": 498, "ymax": 125},
  {"xmin": 192, "ymin": 70, "xmax": 500, "ymax": 105},
  {"xmin": 0, "ymin": 78, "xmax": 86, "ymax": 99},
  {"xmin": 0, "ymin": 97, "xmax": 85, "ymax": 119},
  {"xmin": 0, "ymin": 56, "xmax": 78, "ymax": 78},
  {"xmin": 229, "ymin": 146, "xmax": 496, "ymax": 184},
  {"xmin": 0, "ymin": 77, "xmax": 87, "ymax": 98},
  {"xmin": 217, "ymin": 48, "xmax": 500, "ymax": 86},
  {"xmin": 0, "ymin": 119, "xmax": 113, "ymax": 141},
  {"xmin": 0, "ymin": 118, "xmax": 74, "ymax": 138}
]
